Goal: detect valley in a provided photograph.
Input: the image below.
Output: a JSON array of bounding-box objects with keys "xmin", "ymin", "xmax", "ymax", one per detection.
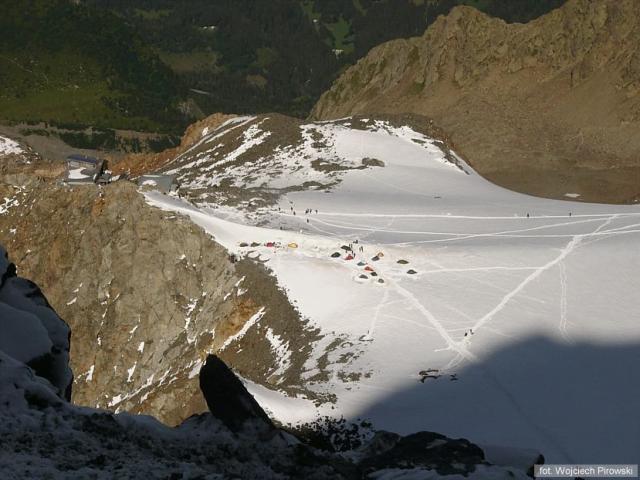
[
  {"xmin": 0, "ymin": 0, "xmax": 638, "ymax": 476},
  {"xmin": 3, "ymin": 111, "xmax": 635, "ymax": 465}
]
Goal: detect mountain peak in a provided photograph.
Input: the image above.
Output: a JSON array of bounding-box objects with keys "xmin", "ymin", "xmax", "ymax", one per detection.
[{"xmin": 311, "ymin": 0, "xmax": 640, "ymax": 203}]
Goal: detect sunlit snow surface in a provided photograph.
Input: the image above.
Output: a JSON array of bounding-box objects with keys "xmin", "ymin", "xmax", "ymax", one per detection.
[
  {"xmin": 145, "ymin": 121, "xmax": 640, "ymax": 464},
  {"xmin": 0, "ymin": 135, "xmax": 24, "ymax": 156}
]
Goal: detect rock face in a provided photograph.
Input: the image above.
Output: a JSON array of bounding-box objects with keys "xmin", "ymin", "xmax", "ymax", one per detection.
[
  {"xmin": 0, "ymin": 177, "xmax": 319, "ymax": 425},
  {"xmin": 311, "ymin": 0, "xmax": 640, "ymax": 203},
  {"xmin": 199, "ymin": 354, "xmax": 274, "ymax": 432},
  {"xmin": 0, "ymin": 275, "xmax": 343, "ymax": 479}
]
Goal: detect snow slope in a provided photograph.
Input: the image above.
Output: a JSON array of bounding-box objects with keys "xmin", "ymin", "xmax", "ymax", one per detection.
[
  {"xmin": 0, "ymin": 135, "xmax": 24, "ymax": 156},
  {"xmin": 145, "ymin": 119, "xmax": 640, "ymax": 464}
]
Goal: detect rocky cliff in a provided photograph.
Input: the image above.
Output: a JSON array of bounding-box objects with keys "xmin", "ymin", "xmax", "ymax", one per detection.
[
  {"xmin": 311, "ymin": 0, "xmax": 640, "ymax": 203},
  {"xmin": 0, "ymin": 175, "xmax": 321, "ymax": 426}
]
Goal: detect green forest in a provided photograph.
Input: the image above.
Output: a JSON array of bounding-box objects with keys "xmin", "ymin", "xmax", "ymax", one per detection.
[{"xmin": 0, "ymin": 0, "xmax": 566, "ymax": 134}]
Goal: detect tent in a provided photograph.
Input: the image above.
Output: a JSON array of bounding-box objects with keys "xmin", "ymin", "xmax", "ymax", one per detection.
[
  {"xmin": 331, "ymin": 252, "xmax": 341, "ymax": 258},
  {"xmin": 357, "ymin": 261, "xmax": 366, "ymax": 267},
  {"xmin": 359, "ymin": 274, "xmax": 368, "ymax": 279},
  {"xmin": 364, "ymin": 266, "xmax": 374, "ymax": 272},
  {"xmin": 371, "ymin": 256, "xmax": 380, "ymax": 262},
  {"xmin": 397, "ymin": 259, "xmax": 409, "ymax": 264},
  {"xmin": 407, "ymin": 269, "xmax": 418, "ymax": 275},
  {"xmin": 345, "ymin": 254, "xmax": 354, "ymax": 261},
  {"xmin": 239, "ymin": 242, "xmax": 249, "ymax": 247},
  {"xmin": 266, "ymin": 242, "xmax": 276, "ymax": 248},
  {"xmin": 340, "ymin": 245, "xmax": 351, "ymax": 251},
  {"xmin": 288, "ymin": 242, "xmax": 298, "ymax": 249},
  {"xmin": 376, "ymin": 252, "xmax": 385, "ymax": 258}
]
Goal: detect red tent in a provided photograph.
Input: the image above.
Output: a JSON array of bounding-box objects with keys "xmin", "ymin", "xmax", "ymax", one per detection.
[{"xmin": 345, "ymin": 254, "xmax": 354, "ymax": 261}]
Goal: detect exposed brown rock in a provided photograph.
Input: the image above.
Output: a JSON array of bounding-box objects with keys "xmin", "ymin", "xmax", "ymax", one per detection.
[
  {"xmin": 111, "ymin": 113, "xmax": 237, "ymax": 176},
  {"xmin": 311, "ymin": 0, "xmax": 640, "ymax": 203},
  {"xmin": 0, "ymin": 176, "xmax": 320, "ymax": 425}
]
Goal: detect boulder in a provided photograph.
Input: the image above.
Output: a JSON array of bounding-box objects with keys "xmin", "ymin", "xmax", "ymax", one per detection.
[
  {"xmin": 199, "ymin": 354, "xmax": 274, "ymax": 432},
  {"xmin": 359, "ymin": 431, "xmax": 486, "ymax": 476}
]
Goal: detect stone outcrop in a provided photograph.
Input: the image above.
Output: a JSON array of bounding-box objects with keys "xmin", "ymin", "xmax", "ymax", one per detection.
[
  {"xmin": 199, "ymin": 354, "xmax": 274, "ymax": 432},
  {"xmin": 312, "ymin": 0, "xmax": 640, "ymax": 203},
  {"xmin": 358, "ymin": 431, "xmax": 486, "ymax": 476},
  {"xmin": 0, "ymin": 176, "xmax": 321, "ymax": 425}
]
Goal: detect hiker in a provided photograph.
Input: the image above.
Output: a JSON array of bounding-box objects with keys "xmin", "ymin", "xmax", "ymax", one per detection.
[
  {"xmin": 526, "ymin": 213, "xmax": 530, "ymax": 218},
  {"xmin": 315, "ymin": 209, "xmax": 318, "ymax": 214},
  {"xmin": 569, "ymin": 212, "xmax": 572, "ymax": 217},
  {"xmin": 306, "ymin": 218, "xmax": 309, "ymax": 223}
]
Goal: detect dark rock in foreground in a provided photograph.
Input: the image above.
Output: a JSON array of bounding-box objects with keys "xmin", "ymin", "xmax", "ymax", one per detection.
[{"xmin": 200, "ymin": 354, "xmax": 274, "ymax": 432}]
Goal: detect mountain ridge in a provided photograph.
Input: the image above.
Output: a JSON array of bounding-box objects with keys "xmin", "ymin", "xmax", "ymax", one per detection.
[{"xmin": 311, "ymin": 0, "xmax": 640, "ymax": 203}]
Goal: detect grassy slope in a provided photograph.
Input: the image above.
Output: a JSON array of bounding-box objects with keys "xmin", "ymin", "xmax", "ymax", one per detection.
[
  {"xmin": 0, "ymin": 0, "xmax": 566, "ymax": 129},
  {"xmin": 0, "ymin": 0, "xmax": 184, "ymax": 133}
]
